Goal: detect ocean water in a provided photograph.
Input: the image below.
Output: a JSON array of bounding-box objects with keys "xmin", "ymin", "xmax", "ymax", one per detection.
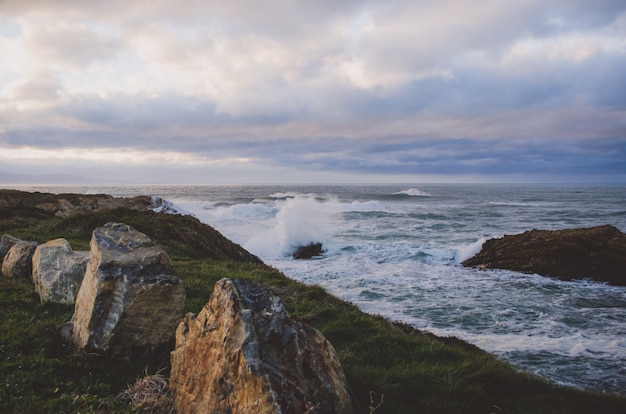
[{"xmin": 11, "ymin": 183, "xmax": 626, "ymax": 394}]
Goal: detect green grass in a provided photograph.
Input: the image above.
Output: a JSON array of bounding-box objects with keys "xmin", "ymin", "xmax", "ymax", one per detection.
[{"xmin": 1, "ymin": 192, "xmax": 625, "ymax": 413}]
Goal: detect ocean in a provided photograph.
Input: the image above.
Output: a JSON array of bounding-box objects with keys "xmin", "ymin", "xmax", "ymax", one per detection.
[{"xmin": 10, "ymin": 183, "xmax": 626, "ymax": 394}]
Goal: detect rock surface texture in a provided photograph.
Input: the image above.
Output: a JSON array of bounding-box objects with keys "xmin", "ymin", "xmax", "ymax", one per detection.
[
  {"xmin": 170, "ymin": 278, "xmax": 352, "ymax": 414},
  {"xmin": 32, "ymin": 238, "xmax": 89, "ymax": 304},
  {"xmin": 462, "ymin": 225, "xmax": 626, "ymax": 285},
  {"xmin": 1, "ymin": 240, "xmax": 38, "ymax": 279},
  {"xmin": 0, "ymin": 234, "xmax": 21, "ymax": 259},
  {"xmin": 70, "ymin": 222, "xmax": 185, "ymax": 352}
]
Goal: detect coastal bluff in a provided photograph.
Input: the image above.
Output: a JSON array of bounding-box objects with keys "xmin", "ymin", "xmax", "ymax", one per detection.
[
  {"xmin": 463, "ymin": 225, "xmax": 626, "ymax": 286},
  {"xmin": 0, "ymin": 189, "xmax": 155, "ymax": 218}
]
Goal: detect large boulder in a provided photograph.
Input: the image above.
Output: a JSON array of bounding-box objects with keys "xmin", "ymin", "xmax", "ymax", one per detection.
[
  {"xmin": 2, "ymin": 240, "xmax": 38, "ymax": 279},
  {"xmin": 170, "ymin": 278, "xmax": 352, "ymax": 414},
  {"xmin": 462, "ymin": 225, "xmax": 626, "ymax": 285},
  {"xmin": 70, "ymin": 222, "xmax": 185, "ymax": 353},
  {"xmin": 32, "ymin": 238, "xmax": 89, "ymax": 304},
  {"xmin": 0, "ymin": 234, "xmax": 21, "ymax": 259}
]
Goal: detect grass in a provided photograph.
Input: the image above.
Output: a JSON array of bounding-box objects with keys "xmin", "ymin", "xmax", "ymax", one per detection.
[{"xmin": 1, "ymin": 191, "xmax": 625, "ymax": 413}]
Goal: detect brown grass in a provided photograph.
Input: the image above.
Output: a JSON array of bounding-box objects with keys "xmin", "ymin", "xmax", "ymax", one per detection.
[{"xmin": 117, "ymin": 374, "xmax": 175, "ymax": 413}]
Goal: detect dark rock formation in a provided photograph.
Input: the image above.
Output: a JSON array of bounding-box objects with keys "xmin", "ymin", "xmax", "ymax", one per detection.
[
  {"xmin": 32, "ymin": 238, "xmax": 89, "ymax": 304},
  {"xmin": 2, "ymin": 240, "xmax": 38, "ymax": 279},
  {"xmin": 170, "ymin": 278, "xmax": 352, "ymax": 414},
  {"xmin": 70, "ymin": 222, "xmax": 185, "ymax": 353},
  {"xmin": 292, "ymin": 242, "xmax": 324, "ymax": 259},
  {"xmin": 462, "ymin": 225, "xmax": 626, "ymax": 285}
]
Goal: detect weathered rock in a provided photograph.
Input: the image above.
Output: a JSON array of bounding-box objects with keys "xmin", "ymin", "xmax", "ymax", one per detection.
[
  {"xmin": 70, "ymin": 222, "xmax": 185, "ymax": 353},
  {"xmin": 2, "ymin": 240, "xmax": 38, "ymax": 278},
  {"xmin": 0, "ymin": 234, "xmax": 21, "ymax": 259},
  {"xmin": 170, "ymin": 278, "xmax": 352, "ymax": 414},
  {"xmin": 292, "ymin": 242, "xmax": 324, "ymax": 259},
  {"xmin": 32, "ymin": 238, "xmax": 89, "ymax": 304},
  {"xmin": 462, "ymin": 225, "xmax": 626, "ymax": 285}
]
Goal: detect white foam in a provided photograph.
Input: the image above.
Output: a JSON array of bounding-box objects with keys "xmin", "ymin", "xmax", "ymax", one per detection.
[{"xmin": 150, "ymin": 196, "xmax": 190, "ymax": 215}]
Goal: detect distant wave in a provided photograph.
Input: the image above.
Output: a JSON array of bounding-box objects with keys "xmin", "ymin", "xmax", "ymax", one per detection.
[
  {"xmin": 489, "ymin": 201, "xmax": 540, "ymax": 207},
  {"xmin": 393, "ymin": 188, "xmax": 431, "ymax": 197}
]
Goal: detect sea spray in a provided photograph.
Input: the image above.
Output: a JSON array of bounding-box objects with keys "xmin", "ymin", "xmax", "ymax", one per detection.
[
  {"xmin": 457, "ymin": 237, "xmax": 487, "ymax": 262},
  {"xmin": 244, "ymin": 195, "xmax": 340, "ymax": 257}
]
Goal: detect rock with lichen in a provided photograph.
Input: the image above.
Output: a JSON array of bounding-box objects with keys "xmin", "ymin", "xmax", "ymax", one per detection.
[
  {"xmin": 69, "ymin": 222, "xmax": 185, "ymax": 353},
  {"xmin": 170, "ymin": 278, "xmax": 352, "ymax": 414},
  {"xmin": 32, "ymin": 238, "xmax": 89, "ymax": 304},
  {"xmin": 2, "ymin": 240, "xmax": 38, "ymax": 279}
]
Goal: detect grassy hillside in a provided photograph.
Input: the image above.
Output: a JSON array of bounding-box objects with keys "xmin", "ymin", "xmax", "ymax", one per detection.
[{"xmin": 1, "ymin": 191, "xmax": 624, "ymax": 413}]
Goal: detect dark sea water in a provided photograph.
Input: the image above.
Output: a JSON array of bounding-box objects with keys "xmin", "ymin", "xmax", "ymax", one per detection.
[{"xmin": 10, "ymin": 183, "xmax": 626, "ymax": 394}]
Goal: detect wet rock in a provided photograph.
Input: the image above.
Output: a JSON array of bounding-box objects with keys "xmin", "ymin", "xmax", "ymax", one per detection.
[
  {"xmin": 32, "ymin": 238, "xmax": 89, "ymax": 304},
  {"xmin": 462, "ymin": 225, "xmax": 626, "ymax": 285},
  {"xmin": 170, "ymin": 278, "xmax": 352, "ymax": 414},
  {"xmin": 292, "ymin": 242, "xmax": 324, "ymax": 259},
  {"xmin": 70, "ymin": 222, "xmax": 185, "ymax": 353},
  {"xmin": 2, "ymin": 240, "xmax": 38, "ymax": 279}
]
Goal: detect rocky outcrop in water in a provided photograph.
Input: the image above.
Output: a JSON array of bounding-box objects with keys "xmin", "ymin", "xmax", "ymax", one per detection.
[
  {"xmin": 170, "ymin": 278, "xmax": 352, "ymax": 414},
  {"xmin": 292, "ymin": 242, "xmax": 324, "ymax": 259},
  {"xmin": 70, "ymin": 222, "xmax": 185, "ymax": 353},
  {"xmin": 32, "ymin": 238, "xmax": 89, "ymax": 304},
  {"xmin": 462, "ymin": 225, "xmax": 626, "ymax": 285},
  {"xmin": 2, "ymin": 240, "xmax": 38, "ymax": 279}
]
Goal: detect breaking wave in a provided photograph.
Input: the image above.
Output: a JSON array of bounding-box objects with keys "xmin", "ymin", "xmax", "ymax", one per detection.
[{"xmin": 393, "ymin": 188, "xmax": 432, "ymax": 197}]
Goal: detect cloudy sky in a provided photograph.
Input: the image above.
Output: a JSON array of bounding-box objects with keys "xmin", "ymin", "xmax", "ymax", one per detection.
[{"xmin": 1, "ymin": 0, "xmax": 625, "ymax": 184}]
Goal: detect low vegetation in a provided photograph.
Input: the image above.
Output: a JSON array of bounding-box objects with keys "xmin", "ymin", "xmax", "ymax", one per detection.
[{"xmin": 1, "ymin": 193, "xmax": 625, "ymax": 413}]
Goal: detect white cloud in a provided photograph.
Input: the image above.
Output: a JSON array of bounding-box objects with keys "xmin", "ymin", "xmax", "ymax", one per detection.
[{"xmin": 0, "ymin": 145, "xmax": 250, "ymax": 166}]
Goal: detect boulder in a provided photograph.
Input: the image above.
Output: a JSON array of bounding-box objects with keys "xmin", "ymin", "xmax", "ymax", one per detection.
[
  {"xmin": 70, "ymin": 222, "xmax": 185, "ymax": 353},
  {"xmin": 32, "ymin": 238, "xmax": 89, "ymax": 304},
  {"xmin": 0, "ymin": 234, "xmax": 21, "ymax": 259},
  {"xmin": 170, "ymin": 278, "xmax": 352, "ymax": 414},
  {"xmin": 2, "ymin": 240, "xmax": 38, "ymax": 279},
  {"xmin": 292, "ymin": 242, "xmax": 324, "ymax": 259},
  {"xmin": 462, "ymin": 225, "xmax": 626, "ymax": 285}
]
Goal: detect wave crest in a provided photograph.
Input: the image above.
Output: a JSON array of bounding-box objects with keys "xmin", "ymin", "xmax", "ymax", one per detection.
[{"xmin": 394, "ymin": 188, "xmax": 431, "ymax": 197}]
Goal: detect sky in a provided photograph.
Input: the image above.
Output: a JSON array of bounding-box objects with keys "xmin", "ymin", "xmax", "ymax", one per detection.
[{"xmin": 1, "ymin": 0, "xmax": 625, "ymax": 184}]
